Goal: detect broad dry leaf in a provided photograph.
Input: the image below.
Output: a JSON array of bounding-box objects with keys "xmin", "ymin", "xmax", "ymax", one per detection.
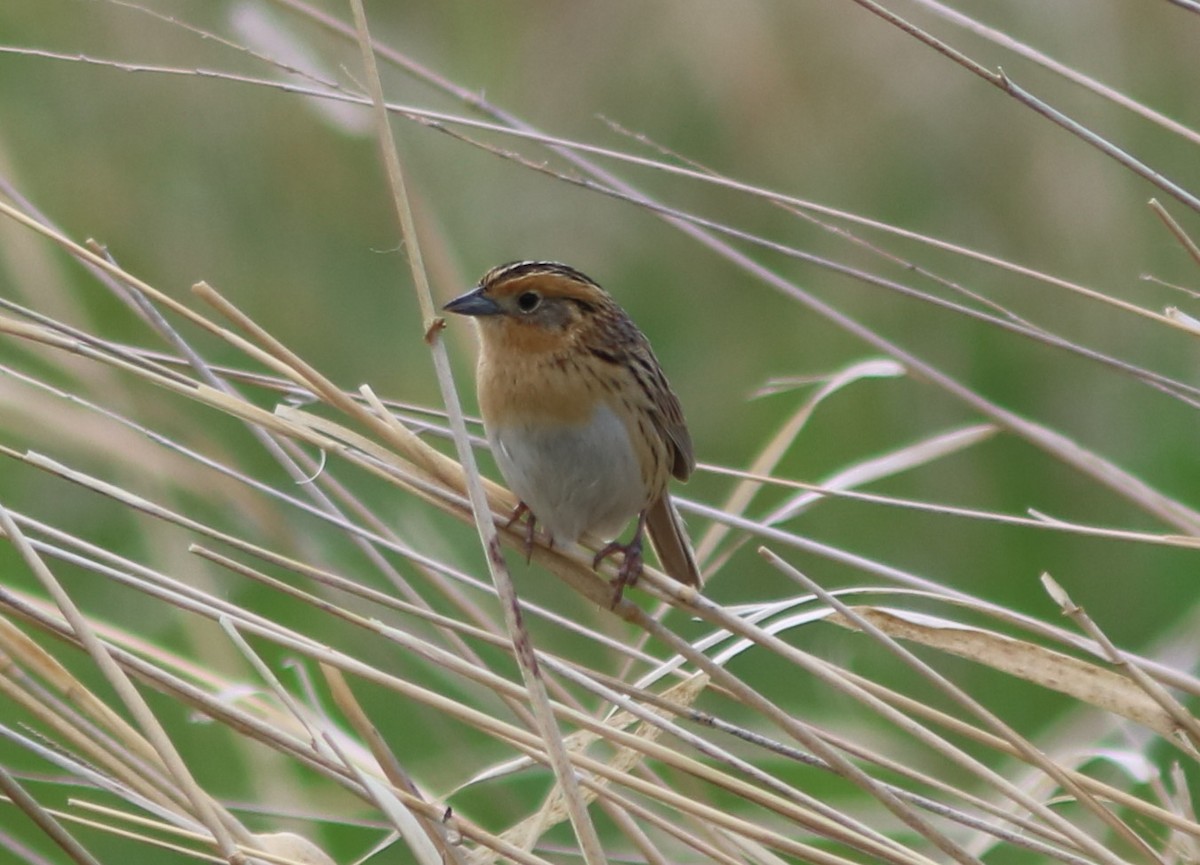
[
  {"xmin": 250, "ymin": 832, "xmax": 338, "ymax": 865},
  {"xmin": 826, "ymin": 606, "xmax": 1186, "ymax": 742}
]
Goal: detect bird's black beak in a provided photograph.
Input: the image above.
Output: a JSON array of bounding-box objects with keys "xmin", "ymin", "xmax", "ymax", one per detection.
[{"xmin": 443, "ymin": 286, "xmax": 502, "ymax": 317}]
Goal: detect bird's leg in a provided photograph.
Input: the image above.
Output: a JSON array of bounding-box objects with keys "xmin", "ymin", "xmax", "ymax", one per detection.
[
  {"xmin": 593, "ymin": 509, "xmax": 649, "ymax": 607},
  {"xmin": 503, "ymin": 502, "xmax": 539, "ymax": 563}
]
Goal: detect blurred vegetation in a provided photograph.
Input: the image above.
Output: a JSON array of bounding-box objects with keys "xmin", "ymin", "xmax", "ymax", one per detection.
[{"xmin": 0, "ymin": 2, "xmax": 1197, "ymax": 864}]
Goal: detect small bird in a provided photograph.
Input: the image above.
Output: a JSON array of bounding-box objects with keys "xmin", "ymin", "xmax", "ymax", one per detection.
[{"xmin": 443, "ymin": 261, "xmax": 701, "ymax": 602}]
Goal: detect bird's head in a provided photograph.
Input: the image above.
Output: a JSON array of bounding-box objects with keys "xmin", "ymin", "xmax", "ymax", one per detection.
[{"xmin": 443, "ymin": 261, "xmax": 617, "ymax": 354}]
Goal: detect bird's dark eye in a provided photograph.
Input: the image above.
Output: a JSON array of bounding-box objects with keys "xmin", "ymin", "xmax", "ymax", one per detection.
[{"xmin": 516, "ymin": 291, "xmax": 541, "ymax": 313}]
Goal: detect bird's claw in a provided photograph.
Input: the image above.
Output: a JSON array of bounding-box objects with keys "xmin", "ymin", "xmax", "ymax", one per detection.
[
  {"xmin": 594, "ymin": 535, "xmax": 644, "ymax": 608},
  {"xmin": 504, "ymin": 502, "xmax": 537, "ymax": 563}
]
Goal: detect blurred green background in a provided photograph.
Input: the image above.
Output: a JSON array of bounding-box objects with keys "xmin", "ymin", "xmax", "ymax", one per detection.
[{"xmin": 0, "ymin": 2, "xmax": 1197, "ymax": 862}]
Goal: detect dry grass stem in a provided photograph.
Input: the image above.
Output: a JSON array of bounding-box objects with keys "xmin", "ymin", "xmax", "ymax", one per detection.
[{"xmin": 0, "ymin": 3, "xmax": 1195, "ymax": 863}]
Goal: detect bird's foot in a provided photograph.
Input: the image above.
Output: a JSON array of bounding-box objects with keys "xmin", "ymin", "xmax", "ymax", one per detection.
[
  {"xmin": 594, "ymin": 512, "xmax": 648, "ymax": 608},
  {"xmin": 504, "ymin": 502, "xmax": 539, "ymax": 563}
]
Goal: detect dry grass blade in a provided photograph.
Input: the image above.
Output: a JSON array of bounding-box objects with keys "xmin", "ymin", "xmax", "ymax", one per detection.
[
  {"xmin": 825, "ymin": 606, "xmax": 1194, "ymax": 749},
  {"xmin": 0, "ymin": 765, "xmax": 103, "ymax": 865},
  {"xmin": 0, "ymin": 4, "xmax": 1197, "ymax": 864},
  {"xmin": 701, "ymin": 419, "xmax": 998, "ymax": 578},
  {"xmin": 763, "ymin": 424, "xmax": 999, "ymax": 525},
  {"xmin": 321, "ymin": 664, "xmax": 463, "ymax": 865},
  {"xmin": 0, "ymin": 504, "xmax": 249, "ymax": 860},
  {"xmin": 760, "ymin": 551, "xmax": 1160, "ymax": 864},
  {"xmin": 695, "ymin": 358, "xmax": 904, "ymax": 567},
  {"xmin": 1042, "ymin": 576, "xmax": 1200, "ymax": 753}
]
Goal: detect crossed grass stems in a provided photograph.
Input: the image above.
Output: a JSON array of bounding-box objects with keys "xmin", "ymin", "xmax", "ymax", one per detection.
[
  {"xmin": 1, "ymin": 208, "xmax": 1197, "ymax": 865},
  {"xmin": 1, "ymin": 3, "xmax": 1200, "ymax": 864}
]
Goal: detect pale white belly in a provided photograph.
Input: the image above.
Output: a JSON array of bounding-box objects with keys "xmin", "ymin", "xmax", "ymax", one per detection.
[{"xmin": 489, "ymin": 403, "xmax": 644, "ymax": 544}]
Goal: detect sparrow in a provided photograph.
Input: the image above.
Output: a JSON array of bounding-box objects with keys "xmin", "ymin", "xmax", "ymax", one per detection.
[{"xmin": 443, "ymin": 260, "xmax": 701, "ymax": 602}]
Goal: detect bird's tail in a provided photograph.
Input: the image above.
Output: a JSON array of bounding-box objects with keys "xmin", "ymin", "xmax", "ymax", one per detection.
[{"xmin": 644, "ymin": 495, "xmax": 702, "ymax": 587}]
